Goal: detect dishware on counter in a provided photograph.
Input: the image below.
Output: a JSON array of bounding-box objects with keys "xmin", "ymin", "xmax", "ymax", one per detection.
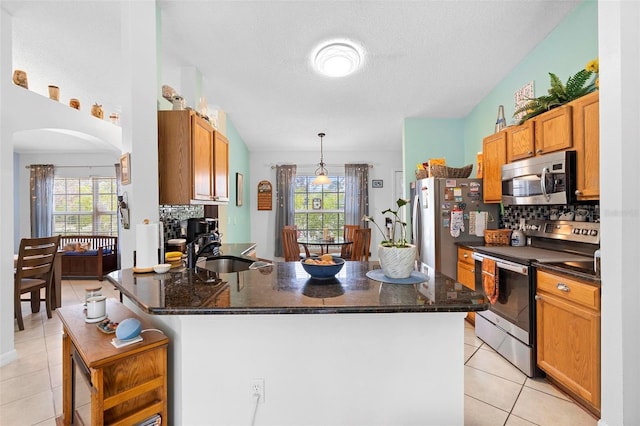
[
  {"xmin": 559, "ymin": 211, "xmax": 575, "ymax": 221},
  {"xmin": 86, "ymin": 295, "xmax": 107, "ymax": 321},
  {"xmin": 153, "ymin": 263, "xmax": 171, "ymax": 274},
  {"xmin": 549, "ymin": 208, "xmax": 559, "ymax": 220},
  {"xmin": 300, "ymin": 256, "xmax": 345, "ymax": 280},
  {"xmin": 575, "ymin": 209, "xmax": 589, "ymax": 222}
]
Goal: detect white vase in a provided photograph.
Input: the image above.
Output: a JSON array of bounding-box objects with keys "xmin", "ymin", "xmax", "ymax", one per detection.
[{"xmin": 378, "ymin": 244, "xmax": 417, "ymax": 279}]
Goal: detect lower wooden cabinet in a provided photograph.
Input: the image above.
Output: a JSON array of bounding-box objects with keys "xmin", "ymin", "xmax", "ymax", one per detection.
[
  {"xmin": 56, "ymin": 300, "xmax": 168, "ymax": 426},
  {"xmin": 536, "ymin": 269, "xmax": 600, "ymax": 416},
  {"xmin": 457, "ymin": 246, "xmax": 476, "ymax": 323}
]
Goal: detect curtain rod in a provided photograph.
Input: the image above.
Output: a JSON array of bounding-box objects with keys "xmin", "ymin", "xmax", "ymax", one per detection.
[
  {"xmin": 25, "ymin": 165, "xmax": 115, "ymax": 169},
  {"xmin": 270, "ymin": 163, "xmax": 374, "ymax": 169}
]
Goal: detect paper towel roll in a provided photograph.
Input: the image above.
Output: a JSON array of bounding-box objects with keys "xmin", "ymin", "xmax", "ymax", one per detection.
[{"xmin": 136, "ymin": 222, "xmax": 160, "ymax": 268}]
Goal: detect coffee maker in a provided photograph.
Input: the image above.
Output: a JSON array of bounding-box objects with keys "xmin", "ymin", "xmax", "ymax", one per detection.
[{"xmin": 186, "ymin": 218, "xmax": 221, "ymax": 267}]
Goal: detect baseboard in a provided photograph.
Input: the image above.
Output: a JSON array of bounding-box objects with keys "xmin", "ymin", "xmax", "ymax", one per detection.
[{"xmin": 0, "ymin": 348, "xmax": 17, "ymax": 367}]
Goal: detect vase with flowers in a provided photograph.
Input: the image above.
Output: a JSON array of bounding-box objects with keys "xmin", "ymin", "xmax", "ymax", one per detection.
[{"xmin": 363, "ymin": 198, "xmax": 416, "ymax": 279}]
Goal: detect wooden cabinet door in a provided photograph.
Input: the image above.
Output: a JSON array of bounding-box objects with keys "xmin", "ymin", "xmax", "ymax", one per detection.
[
  {"xmin": 158, "ymin": 110, "xmax": 192, "ymax": 205},
  {"xmin": 536, "ymin": 291, "xmax": 600, "ymax": 413},
  {"xmin": 534, "ymin": 104, "xmax": 573, "ymax": 155},
  {"xmin": 213, "ymin": 131, "xmax": 229, "ymax": 200},
  {"xmin": 572, "ymin": 91, "xmax": 600, "ymax": 200},
  {"xmin": 192, "ymin": 115, "xmax": 214, "ymax": 201},
  {"xmin": 482, "ymin": 131, "xmax": 506, "ymax": 203},
  {"xmin": 506, "ymin": 120, "xmax": 535, "ymax": 162}
]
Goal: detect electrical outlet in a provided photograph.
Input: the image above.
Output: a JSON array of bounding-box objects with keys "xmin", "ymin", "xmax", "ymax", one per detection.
[{"xmin": 251, "ymin": 378, "xmax": 265, "ymax": 403}]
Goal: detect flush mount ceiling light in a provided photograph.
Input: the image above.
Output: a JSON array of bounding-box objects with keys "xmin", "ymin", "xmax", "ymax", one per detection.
[
  {"xmin": 312, "ymin": 132, "xmax": 331, "ymax": 185},
  {"xmin": 313, "ymin": 41, "xmax": 363, "ymax": 77}
]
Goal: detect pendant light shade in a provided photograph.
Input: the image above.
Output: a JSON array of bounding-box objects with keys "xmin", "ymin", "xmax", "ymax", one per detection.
[{"xmin": 312, "ymin": 132, "xmax": 331, "ymax": 185}]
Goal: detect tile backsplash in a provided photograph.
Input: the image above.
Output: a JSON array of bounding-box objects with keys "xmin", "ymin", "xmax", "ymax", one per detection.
[
  {"xmin": 159, "ymin": 205, "xmax": 204, "ymax": 241},
  {"xmin": 502, "ymin": 204, "xmax": 600, "ymax": 229}
]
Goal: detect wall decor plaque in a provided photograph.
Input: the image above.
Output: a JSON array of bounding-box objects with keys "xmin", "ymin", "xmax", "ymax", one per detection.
[{"xmin": 257, "ymin": 180, "xmax": 272, "ymax": 211}]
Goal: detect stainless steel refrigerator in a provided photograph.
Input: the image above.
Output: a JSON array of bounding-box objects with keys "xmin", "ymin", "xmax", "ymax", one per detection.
[{"xmin": 410, "ymin": 177, "xmax": 499, "ymax": 279}]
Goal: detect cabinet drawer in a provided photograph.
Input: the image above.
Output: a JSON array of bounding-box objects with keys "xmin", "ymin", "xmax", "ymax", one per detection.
[
  {"xmin": 536, "ymin": 270, "xmax": 600, "ymax": 310},
  {"xmin": 457, "ymin": 262, "xmax": 475, "ymax": 290},
  {"xmin": 457, "ymin": 247, "xmax": 475, "ymax": 266}
]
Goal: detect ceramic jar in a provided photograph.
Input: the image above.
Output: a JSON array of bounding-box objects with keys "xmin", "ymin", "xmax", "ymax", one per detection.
[
  {"xmin": 12, "ymin": 70, "xmax": 28, "ymax": 89},
  {"xmin": 91, "ymin": 103, "xmax": 104, "ymax": 119},
  {"xmin": 378, "ymin": 244, "xmax": 417, "ymax": 279},
  {"xmin": 48, "ymin": 85, "xmax": 60, "ymax": 101}
]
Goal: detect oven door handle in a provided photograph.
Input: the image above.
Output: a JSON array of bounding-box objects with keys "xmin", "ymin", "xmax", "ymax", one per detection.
[
  {"xmin": 496, "ymin": 261, "xmax": 528, "ymax": 275},
  {"xmin": 472, "ymin": 253, "xmax": 528, "ymax": 275}
]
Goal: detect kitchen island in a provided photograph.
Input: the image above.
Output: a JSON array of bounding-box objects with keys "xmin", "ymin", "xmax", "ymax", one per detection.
[{"xmin": 107, "ymin": 257, "xmax": 487, "ymax": 426}]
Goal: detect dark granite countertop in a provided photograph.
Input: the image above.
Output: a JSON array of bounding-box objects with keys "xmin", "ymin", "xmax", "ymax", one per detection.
[{"xmin": 107, "ymin": 259, "xmax": 489, "ymax": 315}]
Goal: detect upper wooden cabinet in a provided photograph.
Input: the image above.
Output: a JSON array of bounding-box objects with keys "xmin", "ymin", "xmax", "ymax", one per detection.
[
  {"xmin": 506, "ymin": 104, "xmax": 573, "ymax": 162},
  {"xmin": 482, "ymin": 130, "xmax": 507, "ymax": 203},
  {"xmin": 158, "ymin": 110, "xmax": 229, "ymax": 205},
  {"xmin": 572, "ymin": 91, "xmax": 600, "ymax": 200},
  {"xmin": 506, "ymin": 119, "xmax": 535, "ymax": 162},
  {"xmin": 534, "ymin": 103, "xmax": 573, "ymax": 155}
]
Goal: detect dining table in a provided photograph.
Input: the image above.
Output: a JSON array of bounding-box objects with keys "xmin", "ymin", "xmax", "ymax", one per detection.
[{"xmin": 297, "ymin": 236, "xmax": 353, "ymax": 255}]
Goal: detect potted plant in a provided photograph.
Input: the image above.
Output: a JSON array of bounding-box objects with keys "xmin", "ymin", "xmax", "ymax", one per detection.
[
  {"xmin": 363, "ymin": 198, "xmax": 416, "ymax": 279},
  {"xmin": 513, "ymin": 58, "xmax": 599, "ymax": 124}
]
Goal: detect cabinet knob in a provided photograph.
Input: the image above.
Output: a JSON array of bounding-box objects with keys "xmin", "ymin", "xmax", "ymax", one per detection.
[
  {"xmin": 535, "ymin": 295, "xmax": 541, "ymax": 301},
  {"xmin": 463, "ymin": 254, "xmax": 468, "ymax": 258},
  {"xmin": 575, "ymin": 190, "xmax": 583, "ymax": 196},
  {"xmin": 527, "ymin": 151, "xmax": 533, "ymax": 155},
  {"xmin": 536, "ymin": 149, "xmax": 543, "ymax": 154},
  {"xmin": 556, "ymin": 283, "xmax": 571, "ymax": 292}
]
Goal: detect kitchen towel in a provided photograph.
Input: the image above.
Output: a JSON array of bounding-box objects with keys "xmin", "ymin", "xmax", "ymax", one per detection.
[
  {"xmin": 474, "ymin": 212, "xmax": 488, "ymax": 237},
  {"xmin": 136, "ymin": 221, "xmax": 160, "ymax": 269},
  {"xmin": 481, "ymin": 258, "xmax": 499, "ymax": 304}
]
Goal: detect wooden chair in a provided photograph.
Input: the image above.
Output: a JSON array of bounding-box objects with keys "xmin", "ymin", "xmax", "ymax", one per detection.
[
  {"xmin": 348, "ymin": 228, "xmax": 371, "ymax": 261},
  {"xmin": 14, "ymin": 235, "xmax": 61, "ymax": 330},
  {"xmin": 339, "ymin": 225, "xmax": 360, "ymax": 258},
  {"xmin": 282, "ymin": 227, "xmax": 311, "ymax": 261}
]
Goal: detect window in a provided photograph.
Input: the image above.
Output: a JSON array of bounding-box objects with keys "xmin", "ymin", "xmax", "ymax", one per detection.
[
  {"xmin": 294, "ymin": 175, "xmax": 345, "ymax": 239},
  {"xmin": 53, "ymin": 177, "xmax": 118, "ymax": 236}
]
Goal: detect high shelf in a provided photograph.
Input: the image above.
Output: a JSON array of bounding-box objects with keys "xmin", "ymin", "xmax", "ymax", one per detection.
[{"xmin": 56, "ymin": 299, "xmax": 168, "ymax": 426}]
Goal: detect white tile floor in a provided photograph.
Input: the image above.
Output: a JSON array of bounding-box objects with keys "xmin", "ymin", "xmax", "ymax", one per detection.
[{"xmin": 1, "ymin": 279, "xmax": 599, "ymax": 425}]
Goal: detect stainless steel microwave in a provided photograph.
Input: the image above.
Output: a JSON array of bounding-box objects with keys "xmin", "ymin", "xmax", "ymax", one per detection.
[{"xmin": 501, "ymin": 151, "xmax": 576, "ymax": 205}]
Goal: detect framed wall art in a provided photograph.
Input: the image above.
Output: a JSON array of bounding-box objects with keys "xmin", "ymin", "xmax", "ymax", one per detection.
[
  {"xmin": 236, "ymin": 173, "xmax": 244, "ymax": 206},
  {"xmin": 120, "ymin": 152, "xmax": 131, "ymax": 185}
]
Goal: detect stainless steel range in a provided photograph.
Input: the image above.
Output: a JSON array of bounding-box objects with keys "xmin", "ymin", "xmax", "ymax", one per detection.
[{"xmin": 472, "ymin": 219, "xmax": 600, "ymax": 377}]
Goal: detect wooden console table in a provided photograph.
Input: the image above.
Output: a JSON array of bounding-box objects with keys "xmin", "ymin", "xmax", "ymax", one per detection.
[{"xmin": 56, "ymin": 299, "xmax": 168, "ymax": 426}]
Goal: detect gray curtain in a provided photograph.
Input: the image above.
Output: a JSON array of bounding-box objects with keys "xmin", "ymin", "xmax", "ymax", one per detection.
[
  {"xmin": 274, "ymin": 165, "xmax": 297, "ymax": 257},
  {"xmin": 30, "ymin": 164, "xmax": 55, "ymax": 237},
  {"xmin": 344, "ymin": 164, "xmax": 369, "ymax": 226}
]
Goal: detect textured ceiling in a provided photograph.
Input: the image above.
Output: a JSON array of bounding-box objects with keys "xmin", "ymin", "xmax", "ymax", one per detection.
[{"xmin": 4, "ymin": 0, "xmax": 580, "ymax": 153}]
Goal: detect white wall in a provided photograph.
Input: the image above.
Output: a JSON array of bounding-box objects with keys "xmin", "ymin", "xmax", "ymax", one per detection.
[
  {"xmin": 249, "ymin": 150, "xmax": 403, "ymax": 260},
  {"xmin": 598, "ymin": 1, "xmax": 640, "ymax": 425}
]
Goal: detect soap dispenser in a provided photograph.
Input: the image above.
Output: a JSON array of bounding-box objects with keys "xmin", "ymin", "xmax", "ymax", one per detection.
[{"xmin": 511, "ymin": 219, "xmax": 526, "ymax": 247}]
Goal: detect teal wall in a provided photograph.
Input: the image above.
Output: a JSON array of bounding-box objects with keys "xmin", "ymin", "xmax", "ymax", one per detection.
[
  {"xmin": 463, "ymin": 0, "xmax": 599, "ymax": 166},
  {"xmin": 403, "ymin": 117, "xmax": 465, "ymax": 176},
  {"xmin": 223, "ymin": 118, "xmax": 251, "ymax": 243},
  {"xmin": 403, "ymin": 0, "xmax": 598, "ymax": 195}
]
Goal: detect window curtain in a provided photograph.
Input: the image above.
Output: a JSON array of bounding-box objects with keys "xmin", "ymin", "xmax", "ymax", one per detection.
[
  {"xmin": 274, "ymin": 165, "xmax": 297, "ymax": 257},
  {"xmin": 344, "ymin": 164, "xmax": 369, "ymax": 227},
  {"xmin": 30, "ymin": 164, "xmax": 55, "ymax": 237}
]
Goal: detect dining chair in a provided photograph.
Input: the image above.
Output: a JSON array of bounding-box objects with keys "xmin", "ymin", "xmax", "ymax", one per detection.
[
  {"xmin": 339, "ymin": 224, "xmax": 360, "ymax": 258},
  {"xmin": 282, "ymin": 227, "xmax": 311, "ymax": 261},
  {"xmin": 14, "ymin": 235, "xmax": 61, "ymax": 331},
  {"xmin": 348, "ymin": 228, "xmax": 371, "ymax": 261}
]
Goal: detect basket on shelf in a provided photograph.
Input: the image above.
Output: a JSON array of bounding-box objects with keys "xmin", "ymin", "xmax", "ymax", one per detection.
[
  {"xmin": 430, "ymin": 164, "xmax": 473, "ymax": 178},
  {"xmin": 484, "ymin": 229, "xmax": 512, "ymax": 246},
  {"xmin": 415, "ymin": 169, "xmax": 428, "ymax": 179}
]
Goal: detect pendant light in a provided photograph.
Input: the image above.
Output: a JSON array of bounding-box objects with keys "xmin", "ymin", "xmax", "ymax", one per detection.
[{"xmin": 312, "ymin": 132, "xmax": 331, "ymax": 185}]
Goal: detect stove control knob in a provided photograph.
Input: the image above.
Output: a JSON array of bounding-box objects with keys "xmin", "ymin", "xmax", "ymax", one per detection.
[
  {"xmin": 581, "ymin": 229, "xmax": 589, "ymax": 235},
  {"xmin": 573, "ymin": 228, "xmax": 581, "ymax": 234},
  {"xmin": 529, "ymin": 225, "xmax": 539, "ymax": 231},
  {"xmin": 589, "ymin": 229, "xmax": 598, "ymax": 236}
]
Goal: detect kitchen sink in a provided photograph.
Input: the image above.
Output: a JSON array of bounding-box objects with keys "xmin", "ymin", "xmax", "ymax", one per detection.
[{"xmin": 203, "ymin": 256, "xmax": 254, "ymax": 273}]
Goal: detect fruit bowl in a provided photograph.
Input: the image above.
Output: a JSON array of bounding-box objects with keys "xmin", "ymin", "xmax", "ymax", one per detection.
[{"xmin": 300, "ymin": 256, "xmax": 345, "ymax": 279}]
